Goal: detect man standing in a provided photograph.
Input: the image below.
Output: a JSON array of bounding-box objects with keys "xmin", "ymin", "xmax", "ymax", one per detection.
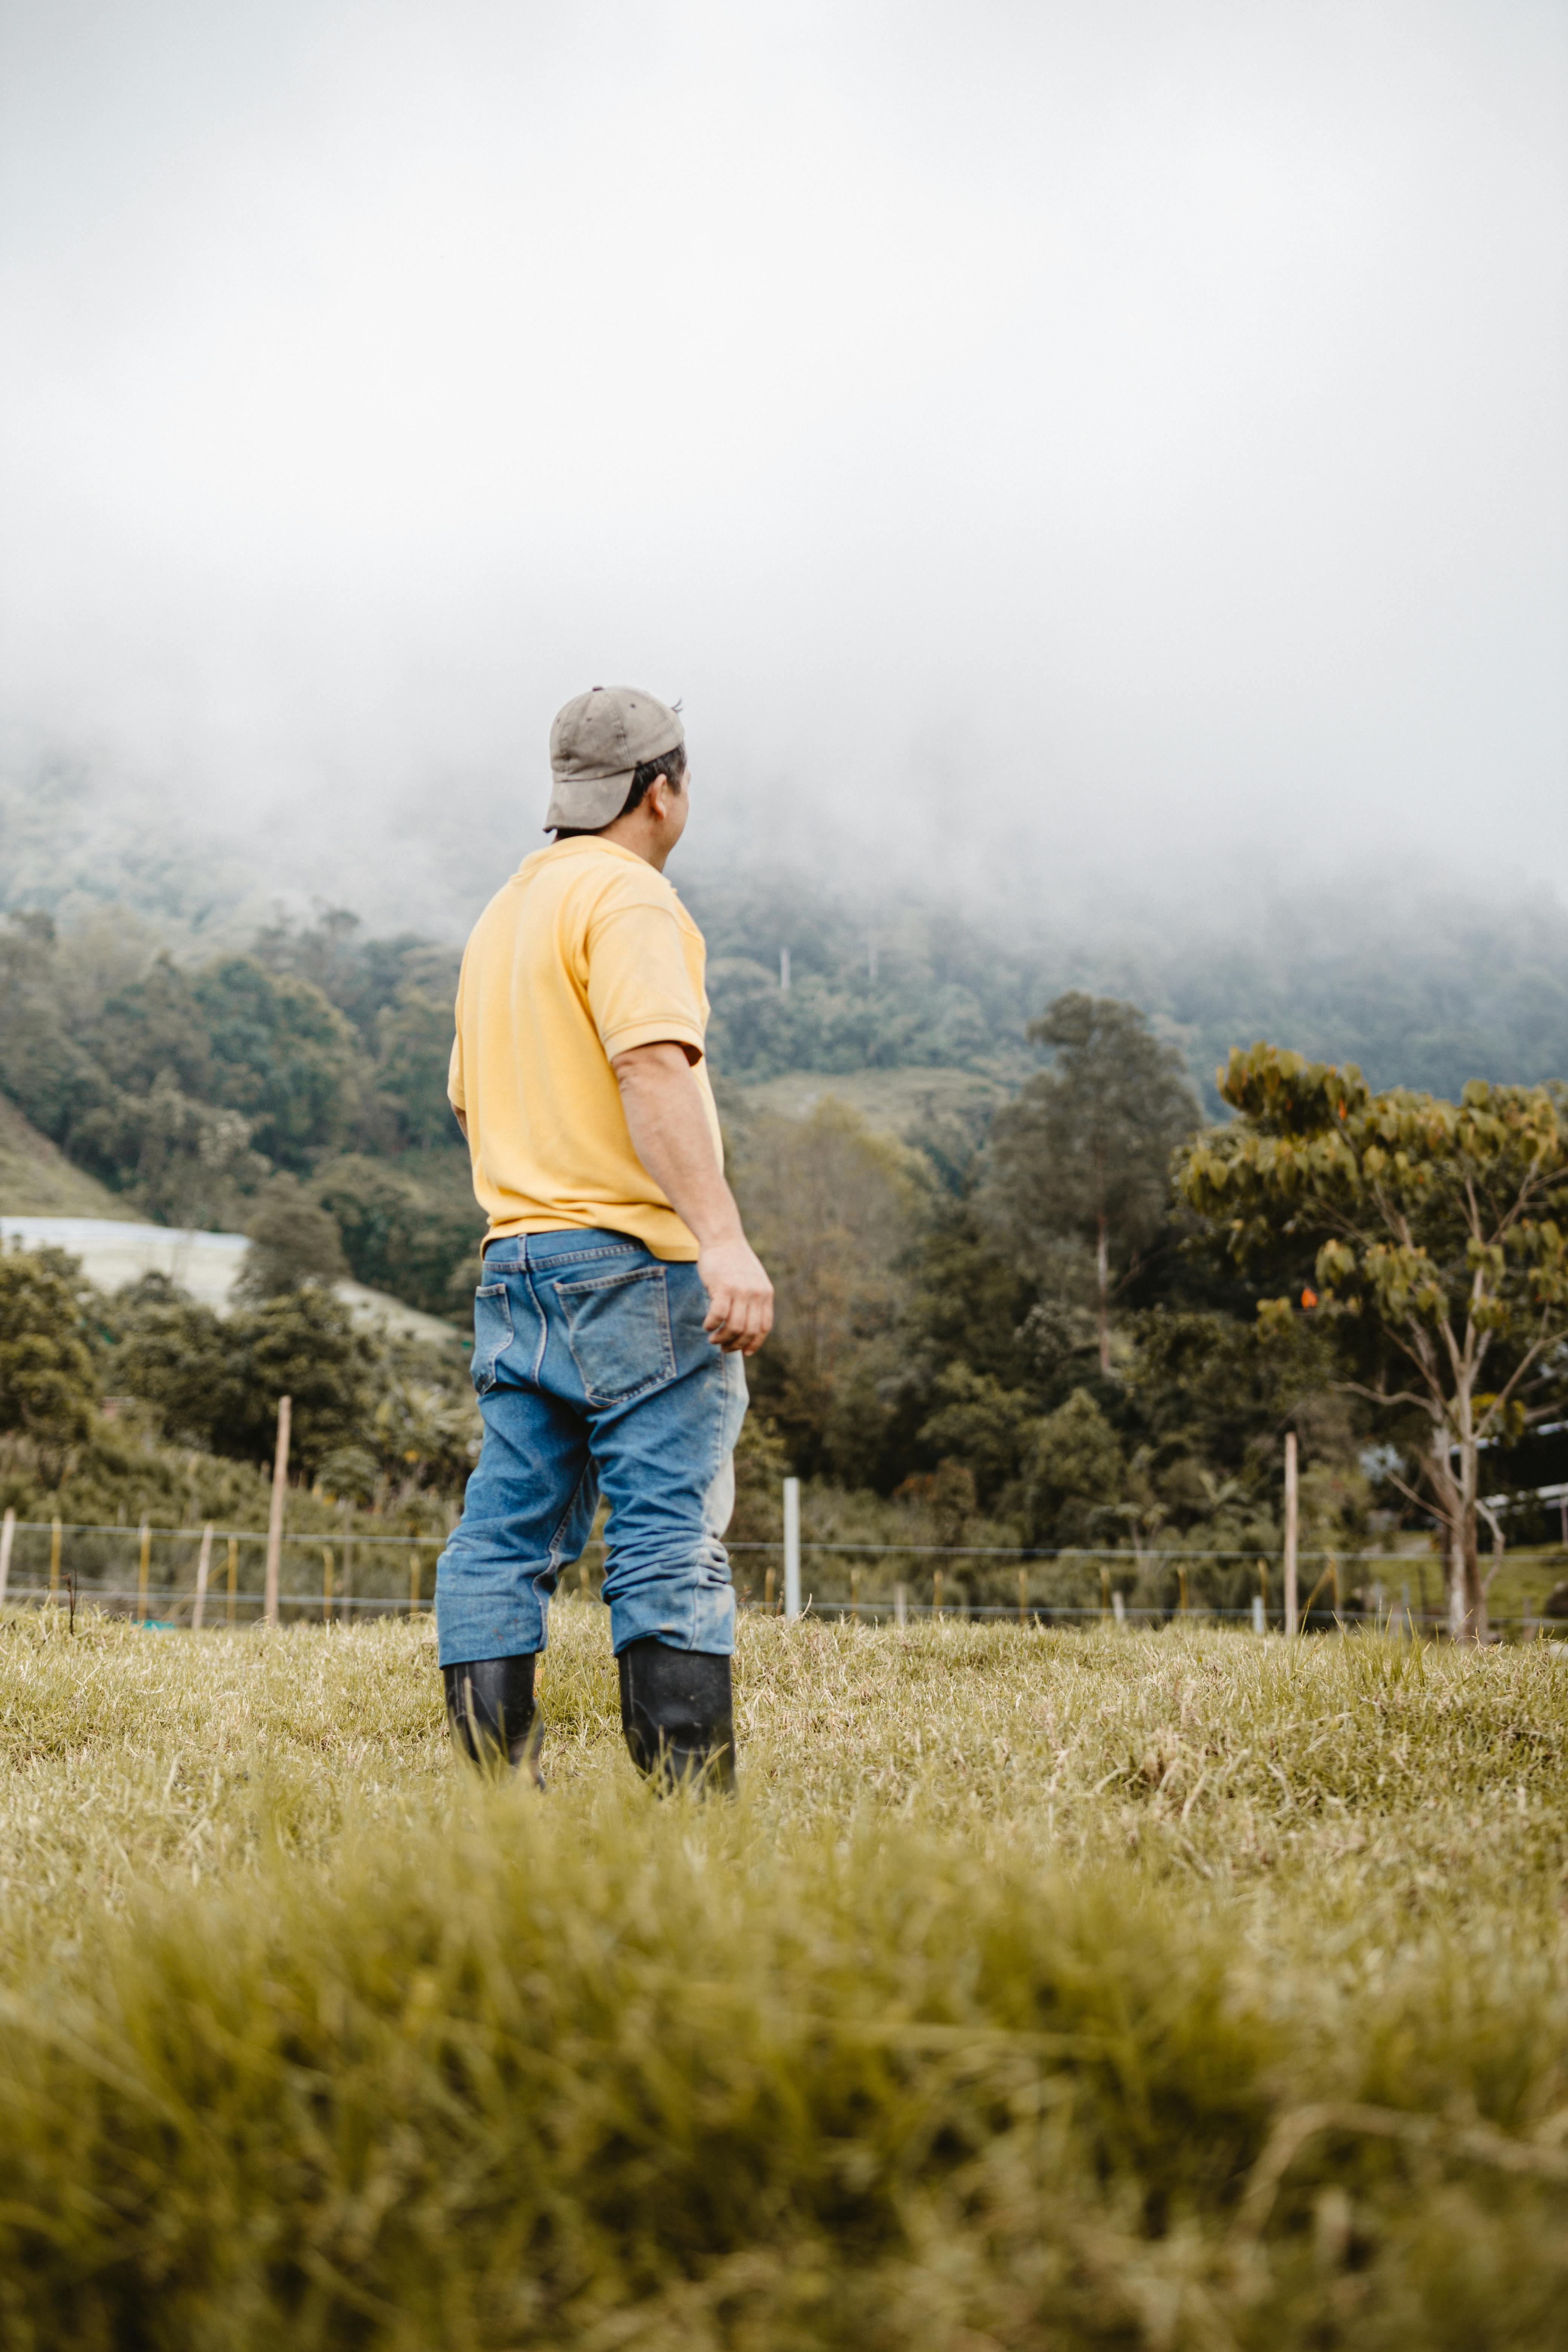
[{"xmin": 437, "ymin": 687, "xmax": 773, "ymax": 1790}]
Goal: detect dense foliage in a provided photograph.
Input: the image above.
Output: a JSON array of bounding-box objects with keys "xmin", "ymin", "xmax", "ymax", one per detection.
[
  {"xmin": 1179, "ymin": 1045, "xmax": 1568, "ymax": 1637},
  {"xmin": 0, "ymin": 1246, "xmax": 102, "ymax": 1468},
  {"xmin": 0, "ymin": 903, "xmax": 479, "ymax": 1309},
  {"xmin": 682, "ymin": 871, "xmax": 1568, "ymax": 1106},
  {"xmin": 0, "ymin": 1245, "xmax": 481, "ymax": 1518},
  {"xmin": 3, "ymin": 879, "xmax": 1567, "ymax": 1578}
]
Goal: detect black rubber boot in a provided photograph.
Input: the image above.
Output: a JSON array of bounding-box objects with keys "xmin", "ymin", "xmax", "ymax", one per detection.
[
  {"xmin": 444, "ymin": 1654, "xmax": 543, "ymax": 1785},
  {"xmin": 618, "ymin": 1638, "xmax": 736, "ymax": 1794}
]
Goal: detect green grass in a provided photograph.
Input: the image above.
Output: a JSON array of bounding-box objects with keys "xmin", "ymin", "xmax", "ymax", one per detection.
[{"xmin": 2, "ymin": 1609, "xmax": 1568, "ymax": 2348}]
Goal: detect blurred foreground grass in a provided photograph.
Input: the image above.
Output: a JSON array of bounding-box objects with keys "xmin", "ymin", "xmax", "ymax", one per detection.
[{"xmin": 2, "ymin": 1605, "xmax": 1567, "ymax": 2349}]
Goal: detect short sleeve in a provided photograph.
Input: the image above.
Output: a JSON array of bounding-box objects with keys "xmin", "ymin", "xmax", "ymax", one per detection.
[{"xmin": 586, "ymin": 897, "xmax": 706, "ymax": 1061}]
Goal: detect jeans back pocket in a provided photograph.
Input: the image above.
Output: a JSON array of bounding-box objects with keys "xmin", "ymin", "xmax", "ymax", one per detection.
[
  {"xmin": 472, "ymin": 1282, "xmax": 514, "ymax": 1395},
  {"xmin": 554, "ymin": 1265, "xmax": 675, "ymax": 1405}
]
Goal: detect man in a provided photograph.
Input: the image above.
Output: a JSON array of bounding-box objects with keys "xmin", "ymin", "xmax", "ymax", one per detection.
[{"xmin": 436, "ymin": 685, "xmax": 774, "ymax": 1791}]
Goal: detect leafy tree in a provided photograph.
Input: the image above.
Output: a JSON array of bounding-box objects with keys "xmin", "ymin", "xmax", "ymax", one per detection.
[
  {"xmin": 209, "ymin": 1289, "xmax": 377, "ymax": 1477},
  {"xmin": 1121, "ymin": 1307, "xmax": 1356, "ymax": 1535},
  {"xmin": 252, "ymin": 907, "xmax": 459, "ymax": 1053},
  {"xmin": 109, "ymin": 1276, "xmax": 231, "ymax": 1448},
  {"xmin": 916, "ymin": 1365, "xmax": 1037, "ymax": 1511},
  {"xmin": 371, "ymin": 1379, "xmax": 480, "ymax": 1491},
  {"xmin": 1023, "ymin": 1389, "xmax": 1124, "ymax": 1547},
  {"xmin": 728, "ymin": 1410, "xmax": 792, "ymax": 1547},
  {"xmin": 113, "ymin": 1278, "xmax": 469, "ymax": 1490},
  {"xmin": 893, "ymin": 1459, "xmax": 981, "ymax": 1548},
  {"xmin": 735, "ymin": 1099, "xmax": 925, "ymax": 1475},
  {"xmin": 983, "ymin": 994, "xmax": 1199, "ymax": 1376},
  {"xmin": 901, "ymin": 1202, "xmax": 1040, "ymax": 1397},
  {"xmin": 0, "ymin": 913, "xmax": 113, "ymax": 1148},
  {"xmin": 376, "ymin": 989, "xmax": 460, "ymax": 1148},
  {"xmin": 73, "ymin": 1074, "xmax": 264, "ymax": 1227},
  {"xmin": 0, "ymin": 1244, "xmax": 100, "ymax": 1467},
  {"xmin": 79, "ymin": 954, "xmax": 213, "ymax": 1098},
  {"xmin": 312, "ymin": 1154, "xmax": 480, "ymax": 1318},
  {"xmin": 1178, "ymin": 1044, "xmax": 1568, "ymax": 1640},
  {"xmin": 238, "ymin": 1174, "xmax": 350, "ymax": 1301},
  {"xmin": 192, "ymin": 957, "xmax": 365, "ymax": 1168}
]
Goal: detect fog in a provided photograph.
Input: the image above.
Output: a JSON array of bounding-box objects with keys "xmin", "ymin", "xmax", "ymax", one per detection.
[{"xmin": 2, "ymin": 0, "xmax": 1565, "ymax": 936}]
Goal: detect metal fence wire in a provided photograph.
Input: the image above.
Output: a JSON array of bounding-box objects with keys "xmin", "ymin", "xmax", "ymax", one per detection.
[{"xmin": 0, "ymin": 1511, "xmax": 1559, "ymax": 1640}]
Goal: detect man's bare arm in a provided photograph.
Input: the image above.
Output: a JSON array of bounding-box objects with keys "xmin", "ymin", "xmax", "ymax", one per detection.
[{"xmin": 611, "ymin": 1041, "xmax": 774, "ymax": 1355}]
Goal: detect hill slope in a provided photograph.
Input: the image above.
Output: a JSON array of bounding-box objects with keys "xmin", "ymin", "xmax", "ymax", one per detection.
[{"xmin": 0, "ymin": 1094, "xmax": 137, "ymax": 1220}]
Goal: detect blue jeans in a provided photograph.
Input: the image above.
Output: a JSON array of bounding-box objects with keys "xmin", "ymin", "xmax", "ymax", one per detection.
[{"xmin": 436, "ymin": 1229, "xmax": 748, "ymax": 1666}]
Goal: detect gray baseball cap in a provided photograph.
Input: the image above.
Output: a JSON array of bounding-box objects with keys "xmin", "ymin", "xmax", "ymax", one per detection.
[{"xmin": 545, "ymin": 685, "xmax": 685, "ymax": 830}]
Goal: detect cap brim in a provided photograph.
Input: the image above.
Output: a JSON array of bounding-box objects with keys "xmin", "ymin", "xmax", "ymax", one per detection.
[{"xmin": 544, "ymin": 768, "xmax": 636, "ymax": 830}]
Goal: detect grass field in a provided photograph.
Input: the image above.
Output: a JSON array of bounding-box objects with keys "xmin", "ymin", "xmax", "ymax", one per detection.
[{"xmin": 2, "ymin": 1608, "xmax": 1567, "ymax": 2349}]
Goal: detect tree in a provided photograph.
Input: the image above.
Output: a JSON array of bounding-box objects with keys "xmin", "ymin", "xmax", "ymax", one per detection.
[
  {"xmin": 1024, "ymin": 1389, "xmax": 1124, "ymax": 1548},
  {"xmin": 1178, "ymin": 1044, "xmax": 1568, "ymax": 1641},
  {"xmin": 192, "ymin": 957, "xmax": 365, "ymax": 1168},
  {"xmin": 734, "ymin": 1099, "xmax": 925, "ymax": 1474},
  {"xmin": 0, "ymin": 1244, "xmax": 101, "ymax": 1468},
  {"xmin": 210, "ymin": 1289, "xmax": 377, "ymax": 1477},
  {"xmin": 73, "ymin": 1073, "xmax": 264, "ymax": 1227},
  {"xmin": 109, "ymin": 1276, "xmax": 231, "ymax": 1448},
  {"xmin": 917, "ymin": 1364, "xmax": 1037, "ymax": 1510},
  {"xmin": 376, "ymin": 988, "xmax": 461, "ymax": 1148},
  {"xmin": 313, "ymin": 1154, "xmax": 480, "ymax": 1316},
  {"xmin": 0, "ymin": 912, "xmax": 113, "ymax": 1148},
  {"xmin": 238, "ymin": 1174, "xmax": 350, "ymax": 1301},
  {"xmin": 983, "ymin": 994, "xmax": 1199, "ymax": 1376},
  {"xmin": 78, "ymin": 953, "xmax": 213, "ymax": 1099}
]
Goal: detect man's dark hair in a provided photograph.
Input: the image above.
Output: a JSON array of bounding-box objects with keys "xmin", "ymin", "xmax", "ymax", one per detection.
[{"xmin": 551, "ymin": 742, "xmax": 687, "ymax": 841}]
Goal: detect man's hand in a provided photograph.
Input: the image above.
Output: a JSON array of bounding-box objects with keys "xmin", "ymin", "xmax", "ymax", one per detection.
[
  {"xmin": 696, "ymin": 1235, "xmax": 774, "ymax": 1355},
  {"xmin": 611, "ymin": 1040, "xmax": 775, "ymax": 1356}
]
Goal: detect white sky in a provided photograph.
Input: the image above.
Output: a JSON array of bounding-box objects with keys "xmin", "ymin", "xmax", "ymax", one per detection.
[{"xmin": 2, "ymin": 0, "xmax": 1565, "ymax": 923}]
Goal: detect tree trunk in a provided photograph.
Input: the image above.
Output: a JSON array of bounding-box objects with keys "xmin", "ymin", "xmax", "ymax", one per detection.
[
  {"xmin": 1436, "ymin": 1418, "xmax": 1488, "ymax": 1643},
  {"xmin": 1096, "ymin": 1215, "xmax": 1110, "ymax": 1378}
]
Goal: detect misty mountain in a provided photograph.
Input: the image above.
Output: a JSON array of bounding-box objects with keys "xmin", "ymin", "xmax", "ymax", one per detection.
[{"xmin": 4, "ymin": 760, "xmax": 1566, "ymax": 1121}]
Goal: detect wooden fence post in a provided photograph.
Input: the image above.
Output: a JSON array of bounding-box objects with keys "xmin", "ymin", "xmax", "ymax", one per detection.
[
  {"xmin": 49, "ymin": 1517, "xmax": 61, "ymax": 1600},
  {"xmin": 1283, "ymin": 1431, "xmax": 1299, "ymax": 1637},
  {"xmin": 322, "ymin": 1545, "xmax": 334, "ymax": 1624},
  {"xmin": 226, "ymin": 1536, "xmax": 238, "ymax": 1625},
  {"xmin": 0, "ymin": 1507, "xmax": 12, "ymax": 1605},
  {"xmin": 1019, "ymin": 1566, "xmax": 1029, "ymax": 1622},
  {"xmin": 192, "ymin": 1525, "xmax": 213, "ymax": 1631},
  {"xmin": 137, "ymin": 1521, "xmax": 151, "ymax": 1622},
  {"xmin": 409, "ymin": 1551, "xmax": 421, "ymax": 1617},
  {"xmin": 264, "ymin": 1396, "xmax": 291, "ymax": 1628}
]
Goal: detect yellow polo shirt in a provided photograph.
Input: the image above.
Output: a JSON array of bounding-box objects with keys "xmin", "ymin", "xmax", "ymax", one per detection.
[{"xmin": 447, "ymin": 837, "xmax": 721, "ymax": 1260}]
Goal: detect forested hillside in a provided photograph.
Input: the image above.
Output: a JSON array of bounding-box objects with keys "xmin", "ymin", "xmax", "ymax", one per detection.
[
  {"xmin": 3, "ymin": 865, "xmax": 1566, "ymax": 1597},
  {"xmin": 685, "ymin": 871, "xmax": 1568, "ymax": 1106},
  {"xmin": 0, "ymin": 904, "xmax": 478, "ymax": 1314}
]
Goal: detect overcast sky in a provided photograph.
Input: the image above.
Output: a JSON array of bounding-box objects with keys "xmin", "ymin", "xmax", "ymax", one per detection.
[{"xmin": 2, "ymin": 0, "xmax": 1564, "ymax": 927}]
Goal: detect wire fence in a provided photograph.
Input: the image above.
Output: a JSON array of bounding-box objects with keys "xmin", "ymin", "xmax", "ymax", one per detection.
[
  {"xmin": 0, "ymin": 1517, "xmax": 442, "ymax": 1627},
  {"xmin": 0, "ymin": 1517, "xmax": 1562, "ymax": 1640}
]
